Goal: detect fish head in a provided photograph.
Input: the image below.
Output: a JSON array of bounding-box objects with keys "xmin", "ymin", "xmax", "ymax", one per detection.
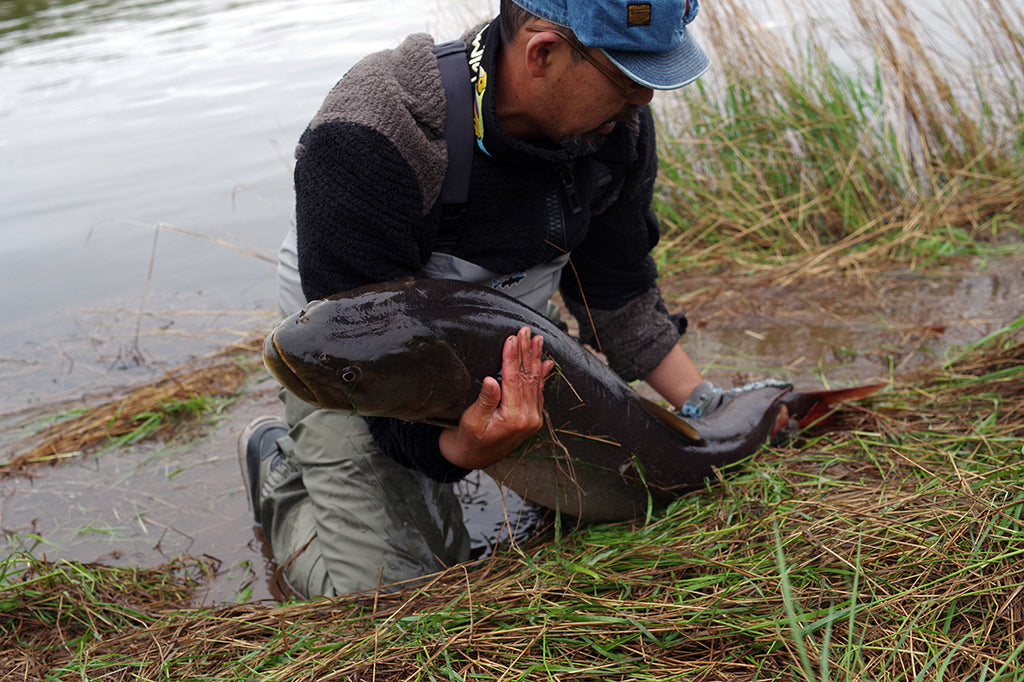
[{"xmin": 263, "ymin": 296, "xmax": 475, "ymax": 423}]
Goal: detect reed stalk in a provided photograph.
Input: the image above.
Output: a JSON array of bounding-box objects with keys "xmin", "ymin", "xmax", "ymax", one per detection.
[{"xmin": 653, "ymin": 0, "xmax": 1024, "ymax": 278}]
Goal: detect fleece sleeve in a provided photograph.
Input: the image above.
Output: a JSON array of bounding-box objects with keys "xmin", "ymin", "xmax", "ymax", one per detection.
[{"xmin": 294, "ymin": 122, "xmax": 438, "ymax": 300}]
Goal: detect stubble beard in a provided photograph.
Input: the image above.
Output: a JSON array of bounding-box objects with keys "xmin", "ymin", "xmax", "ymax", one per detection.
[{"xmin": 559, "ymin": 105, "xmax": 640, "ymax": 156}]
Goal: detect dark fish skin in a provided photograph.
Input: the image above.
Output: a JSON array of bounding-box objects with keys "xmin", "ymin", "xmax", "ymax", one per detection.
[{"xmin": 264, "ymin": 279, "xmax": 883, "ymax": 522}]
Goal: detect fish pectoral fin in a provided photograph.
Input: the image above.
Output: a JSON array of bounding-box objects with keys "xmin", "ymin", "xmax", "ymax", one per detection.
[{"xmin": 637, "ymin": 396, "xmax": 701, "ymax": 441}]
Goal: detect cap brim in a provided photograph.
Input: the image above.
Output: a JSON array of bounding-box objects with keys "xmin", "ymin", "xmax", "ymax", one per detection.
[{"xmin": 603, "ymin": 31, "xmax": 710, "ymax": 90}]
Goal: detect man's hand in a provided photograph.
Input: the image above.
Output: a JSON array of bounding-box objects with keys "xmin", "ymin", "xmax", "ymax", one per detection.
[{"xmin": 439, "ymin": 326, "xmax": 555, "ymax": 470}]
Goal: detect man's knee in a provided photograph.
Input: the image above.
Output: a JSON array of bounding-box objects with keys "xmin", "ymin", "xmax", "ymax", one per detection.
[{"xmin": 258, "ymin": 396, "xmax": 471, "ymax": 598}]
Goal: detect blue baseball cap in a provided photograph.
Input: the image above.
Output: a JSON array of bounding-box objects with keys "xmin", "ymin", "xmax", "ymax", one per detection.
[{"xmin": 511, "ymin": 0, "xmax": 710, "ymax": 90}]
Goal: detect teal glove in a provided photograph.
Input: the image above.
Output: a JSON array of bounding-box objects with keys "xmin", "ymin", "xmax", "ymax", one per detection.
[{"xmin": 677, "ymin": 379, "xmax": 789, "ymax": 419}]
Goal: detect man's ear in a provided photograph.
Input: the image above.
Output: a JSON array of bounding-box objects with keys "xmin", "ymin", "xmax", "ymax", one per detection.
[{"xmin": 523, "ymin": 30, "xmax": 562, "ymax": 78}]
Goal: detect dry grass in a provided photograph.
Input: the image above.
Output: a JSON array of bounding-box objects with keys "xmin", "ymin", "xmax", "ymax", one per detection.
[
  {"xmin": 1, "ymin": 324, "xmax": 1019, "ymax": 681},
  {"xmin": 0, "ymin": 334, "xmax": 265, "ymax": 475},
  {"xmin": 0, "ymin": 555, "xmax": 217, "ymax": 679}
]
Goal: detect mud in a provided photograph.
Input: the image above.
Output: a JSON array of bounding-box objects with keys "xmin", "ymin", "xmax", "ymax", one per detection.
[
  {"xmin": 2, "ymin": 256, "xmax": 1022, "ymax": 604},
  {"xmin": 662, "ymin": 258, "xmax": 1023, "ymax": 387}
]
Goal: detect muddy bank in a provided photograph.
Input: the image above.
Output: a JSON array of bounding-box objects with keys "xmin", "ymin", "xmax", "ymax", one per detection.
[
  {"xmin": 663, "ymin": 257, "xmax": 1023, "ymax": 386},
  {"xmin": 1, "ymin": 258, "xmax": 1022, "ymax": 604}
]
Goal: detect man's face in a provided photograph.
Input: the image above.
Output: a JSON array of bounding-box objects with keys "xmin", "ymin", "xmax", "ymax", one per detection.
[
  {"xmin": 540, "ymin": 42, "xmax": 654, "ymax": 153},
  {"xmin": 559, "ymin": 103, "xmax": 644, "ymax": 155}
]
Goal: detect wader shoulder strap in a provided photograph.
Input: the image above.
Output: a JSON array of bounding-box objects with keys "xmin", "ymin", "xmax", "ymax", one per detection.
[{"xmin": 432, "ymin": 40, "xmax": 473, "ymax": 249}]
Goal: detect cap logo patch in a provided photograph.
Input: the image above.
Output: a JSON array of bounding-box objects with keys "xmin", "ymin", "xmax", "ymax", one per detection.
[{"xmin": 627, "ymin": 3, "xmax": 652, "ymax": 27}]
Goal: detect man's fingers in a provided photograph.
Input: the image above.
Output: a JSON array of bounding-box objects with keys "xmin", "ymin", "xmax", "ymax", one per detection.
[
  {"xmin": 508, "ymin": 326, "xmax": 550, "ymax": 382},
  {"xmin": 441, "ymin": 329, "xmax": 551, "ymax": 469},
  {"xmin": 470, "ymin": 327, "xmax": 550, "ymax": 428},
  {"xmin": 476, "ymin": 376, "xmax": 501, "ymax": 411}
]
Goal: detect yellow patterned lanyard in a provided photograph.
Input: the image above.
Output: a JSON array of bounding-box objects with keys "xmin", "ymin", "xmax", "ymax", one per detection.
[{"xmin": 467, "ymin": 25, "xmax": 490, "ymax": 154}]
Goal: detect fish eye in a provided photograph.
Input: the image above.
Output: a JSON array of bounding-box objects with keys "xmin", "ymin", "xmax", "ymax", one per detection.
[{"xmin": 339, "ymin": 366, "xmax": 361, "ymax": 383}]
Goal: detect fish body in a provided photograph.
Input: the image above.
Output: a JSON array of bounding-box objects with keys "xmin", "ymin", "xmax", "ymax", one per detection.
[{"xmin": 264, "ymin": 279, "xmax": 881, "ymax": 522}]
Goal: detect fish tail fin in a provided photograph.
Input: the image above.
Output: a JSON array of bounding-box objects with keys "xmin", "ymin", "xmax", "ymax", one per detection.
[{"xmin": 781, "ymin": 383, "xmax": 886, "ymax": 429}]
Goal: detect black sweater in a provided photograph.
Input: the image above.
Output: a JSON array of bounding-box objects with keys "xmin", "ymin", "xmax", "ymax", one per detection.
[{"xmin": 292, "ymin": 19, "xmax": 684, "ymax": 481}]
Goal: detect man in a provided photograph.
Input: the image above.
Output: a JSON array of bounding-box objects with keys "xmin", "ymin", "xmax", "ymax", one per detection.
[{"xmin": 241, "ymin": 0, "xmax": 727, "ymax": 599}]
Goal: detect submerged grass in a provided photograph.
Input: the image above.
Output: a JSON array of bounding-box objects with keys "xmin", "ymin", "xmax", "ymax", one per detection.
[
  {"xmin": 0, "ymin": 334, "xmax": 265, "ymax": 475},
  {"xmin": 1, "ymin": 319, "xmax": 1019, "ymax": 680}
]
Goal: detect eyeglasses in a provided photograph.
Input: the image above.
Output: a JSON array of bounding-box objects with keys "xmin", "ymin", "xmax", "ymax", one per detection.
[{"xmin": 524, "ymin": 25, "xmax": 643, "ymax": 99}]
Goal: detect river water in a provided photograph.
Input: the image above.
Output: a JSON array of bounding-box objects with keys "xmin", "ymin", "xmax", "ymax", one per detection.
[
  {"xmin": 1, "ymin": 0, "xmax": 987, "ymax": 414},
  {"xmin": 0, "ymin": 0, "xmax": 480, "ymax": 413},
  {"xmin": 1, "ymin": 0, "xmax": 1021, "ymax": 603}
]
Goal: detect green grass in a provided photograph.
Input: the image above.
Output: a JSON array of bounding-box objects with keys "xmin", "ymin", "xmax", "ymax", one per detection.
[
  {"xmin": 105, "ymin": 394, "xmax": 234, "ymax": 449},
  {"xmin": 0, "ymin": 553, "xmax": 214, "ymax": 677},
  {"xmin": 2, "ymin": 318, "xmax": 1020, "ymax": 680},
  {"xmin": 651, "ymin": 0, "xmax": 1024, "ymax": 276}
]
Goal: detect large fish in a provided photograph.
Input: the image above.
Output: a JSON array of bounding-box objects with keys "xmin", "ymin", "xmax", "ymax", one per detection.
[{"xmin": 263, "ymin": 279, "xmax": 882, "ymax": 522}]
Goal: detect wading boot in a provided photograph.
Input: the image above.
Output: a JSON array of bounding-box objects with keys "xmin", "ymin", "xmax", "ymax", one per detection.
[{"xmin": 237, "ymin": 416, "xmax": 288, "ymax": 527}]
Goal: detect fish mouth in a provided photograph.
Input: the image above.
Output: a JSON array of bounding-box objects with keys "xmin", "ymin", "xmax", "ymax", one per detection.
[{"xmin": 262, "ymin": 331, "xmax": 320, "ymax": 406}]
